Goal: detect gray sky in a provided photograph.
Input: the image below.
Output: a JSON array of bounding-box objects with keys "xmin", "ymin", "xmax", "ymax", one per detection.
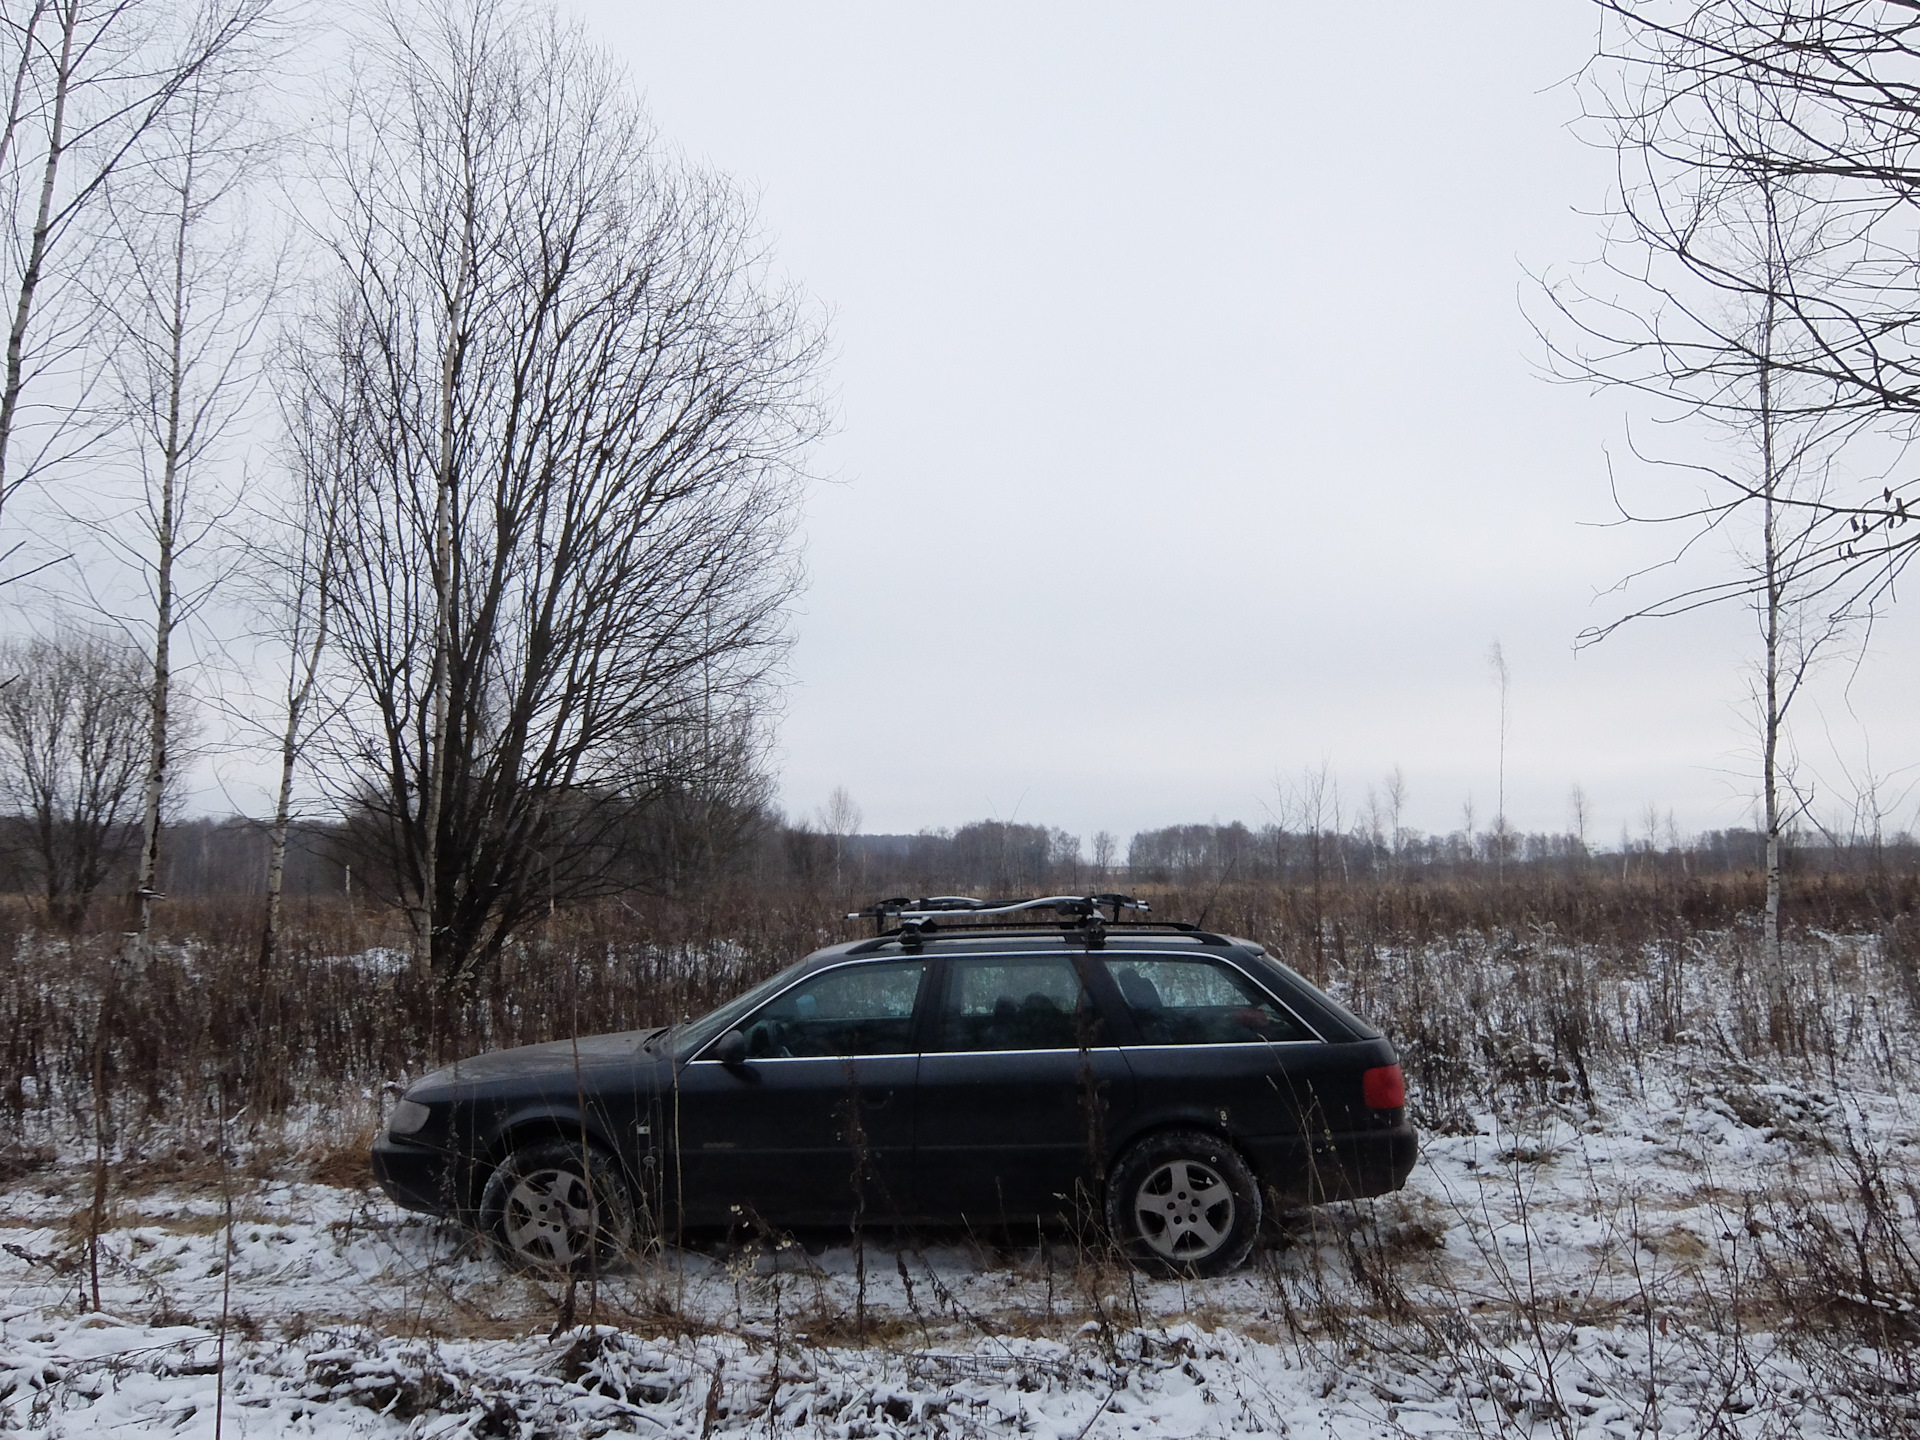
[
  {"xmin": 96, "ymin": 2, "xmax": 1892, "ymax": 848},
  {"xmin": 559, "ymin": 2, "xmax": 1920, "ymax": 846}
]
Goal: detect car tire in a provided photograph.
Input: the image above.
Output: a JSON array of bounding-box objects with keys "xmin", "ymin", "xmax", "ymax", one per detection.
[
  {"xmin": 1107, "ymin": 1130, "xmax": 1261, "ymax": 1278},
  {"xmin": 479, "ymin": 1137, "xmax": 633, "ymax": 1275}
]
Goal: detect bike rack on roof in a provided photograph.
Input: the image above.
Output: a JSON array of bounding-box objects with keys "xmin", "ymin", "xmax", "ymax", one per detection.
[{"xmin": 846, "ymin": 894, "xmax": 1203, "ymax": 949}]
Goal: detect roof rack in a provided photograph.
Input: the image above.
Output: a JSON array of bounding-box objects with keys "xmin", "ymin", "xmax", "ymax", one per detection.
[
  {"xmin": 849, "ymin": 893, "xmax": 1148, "ymax": 924},
  {"xmin": 847, "ymin": 894, "xmax": 1175, "ymax": 948}
]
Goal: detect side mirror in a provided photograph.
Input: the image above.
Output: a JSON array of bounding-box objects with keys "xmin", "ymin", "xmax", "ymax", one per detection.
[{"xmin": 713, "ymin": 1029, "xmax": 748, "ymax": 1067}]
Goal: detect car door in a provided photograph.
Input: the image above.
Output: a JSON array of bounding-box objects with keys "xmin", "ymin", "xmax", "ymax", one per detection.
[
  {"xmin": 1100, "ymin": 951, "xmax": 1327, "ymax": 1142},
  {"xmin": 913, "ymin": 951, "xmax": 1133, "ymax": 1224},
  {"xmin": 670, "ymin": 958, "xmax": 928, "ymax": 1227}
]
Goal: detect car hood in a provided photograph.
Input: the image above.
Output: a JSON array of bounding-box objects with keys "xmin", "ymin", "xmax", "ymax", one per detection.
[{"xmin": 411, "ymin": 1028, "xmax": 665, "ymax": 1093}]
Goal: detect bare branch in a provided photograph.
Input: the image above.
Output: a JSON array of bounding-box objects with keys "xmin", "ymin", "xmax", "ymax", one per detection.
[{"xmin": 314, "ymin": 0, "xmax": 826, "ymax": 987}]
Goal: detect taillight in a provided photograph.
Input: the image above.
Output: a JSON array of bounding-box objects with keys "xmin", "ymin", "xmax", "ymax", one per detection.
[{"xmin": 1362, "ymin": 1064, "xmax": 1405, "ymax": 1110}]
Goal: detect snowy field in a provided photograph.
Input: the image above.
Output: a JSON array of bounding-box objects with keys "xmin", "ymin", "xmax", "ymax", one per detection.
[{"xmin": 2, "ymin": 929, "xmax": 1917, "ymax": 1436}]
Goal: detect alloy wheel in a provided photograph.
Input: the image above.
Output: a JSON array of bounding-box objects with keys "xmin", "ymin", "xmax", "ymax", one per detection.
[
  {"xmin": 501, "ymin": 1166, "xmax": 603, "ymax": 1268},
  {"xmin": 1131, "ymin": 1158, "xmax": 1235, "ymax": 1262}
]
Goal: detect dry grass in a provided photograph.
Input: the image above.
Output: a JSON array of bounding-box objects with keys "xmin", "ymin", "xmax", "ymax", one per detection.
[
  {"xmin": 0, "ymin": 869, "xmax": 1916, "ymax": 1434},
  {"xmin": 299, "ymin": 1120, "xmax": 380, "ymax": 1190},
  {"xmin": 0, "ymin": 866, "xmax": 1911, "ymax": 1142}
]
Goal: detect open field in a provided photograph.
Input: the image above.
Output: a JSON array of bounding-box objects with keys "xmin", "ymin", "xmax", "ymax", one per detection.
[{"xmin": 1, "ymin": 878, "xmax": 1917, "ymax": 1436}]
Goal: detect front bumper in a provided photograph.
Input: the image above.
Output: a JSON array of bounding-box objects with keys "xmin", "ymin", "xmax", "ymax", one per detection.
[{"xmin": 370, "ymin": 1133, "xmax": 462, "ymax": 1217}]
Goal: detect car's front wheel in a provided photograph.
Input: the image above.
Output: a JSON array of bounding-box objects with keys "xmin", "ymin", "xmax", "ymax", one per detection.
[
  {"xmin": 1107, "ymin": 1130, "xmax": 1261, "ymax": 1277},
  {"xmin": 479, "ymin": 1138, "xmax": 633, "ymax": 1274}
]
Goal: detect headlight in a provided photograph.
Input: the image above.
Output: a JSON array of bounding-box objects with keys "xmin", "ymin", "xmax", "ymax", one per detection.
[{"xmin": 389, "ymin": 1099, "xmax": 431, "ymax": 1135}]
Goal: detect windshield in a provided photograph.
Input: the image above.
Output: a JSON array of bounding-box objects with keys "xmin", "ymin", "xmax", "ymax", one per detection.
[{"xmin": 670, "ymin": 959, "xmax": 810, "ymax": 1059}]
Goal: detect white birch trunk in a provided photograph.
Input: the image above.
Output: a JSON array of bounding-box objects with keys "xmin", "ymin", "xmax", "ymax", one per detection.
[
  {"xmin": 1757, "ymin": 273, "xmax": 1789, "ymax": 1046},
  {"xmin": 134, "ymin": 147, "xmax": 196, "ymax": 947},
  {"xmin": 261, "ymin": 596, "xmax": 326, "ymax": 971},
  {"xmin": 0, "ymin": 0, "xmax": 74, "ymax": 526}
]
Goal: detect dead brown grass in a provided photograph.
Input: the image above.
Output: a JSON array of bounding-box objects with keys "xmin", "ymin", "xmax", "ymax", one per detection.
[{"xmin": 300, "ymin": 1122, "xmax": 379, "ymax": 1190}]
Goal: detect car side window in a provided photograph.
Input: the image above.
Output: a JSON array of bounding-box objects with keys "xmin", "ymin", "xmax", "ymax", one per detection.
[
  {"xmin": 934, "ymin": 956, "xmax": 1103, "ymax": 1052},
  {"xmin": 1104, "ymin": 957, "xmax": 1311, "ymax": 1045},
  {"xmin": 740, "ymin": 961, "xmax": 927, "ymax": 1058}
]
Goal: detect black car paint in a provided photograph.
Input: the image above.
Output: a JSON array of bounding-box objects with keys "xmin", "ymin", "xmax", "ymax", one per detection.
[
  {"xmin": 674, "ymin": 1051, "xmax": 918, "ymax": 1223},
  {"xmin": 371, "ymin": 933, "xmax": 1417, "ymax": 1230}
]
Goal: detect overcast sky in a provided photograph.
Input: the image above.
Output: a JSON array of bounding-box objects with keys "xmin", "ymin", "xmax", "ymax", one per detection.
[
  {"xmin": 112, "ymin": 3, "xmax": 1904, "ymax": 847},
  {"xmin": 547, "ymin": 2, "xmax": 1920, "ymax": 847}
]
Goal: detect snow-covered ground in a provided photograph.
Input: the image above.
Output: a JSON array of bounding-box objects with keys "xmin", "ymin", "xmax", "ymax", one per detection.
[{"xmin": 3, "ymin": 931, "xmax": 1917, "ymax": 1435}]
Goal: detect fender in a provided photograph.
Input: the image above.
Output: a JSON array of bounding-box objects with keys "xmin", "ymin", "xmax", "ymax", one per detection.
[
  {"xmin": 481, "ymin": 1104, "xmax": 622, "ymax": 1168},
  {"xmin": 1106, "ymin": 1108, "xmax": 1243, "ymax": 1167}
]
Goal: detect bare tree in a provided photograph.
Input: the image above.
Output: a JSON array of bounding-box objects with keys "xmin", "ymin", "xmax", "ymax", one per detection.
[
  {"xmin": 1487, "ymin": 640, "xmax": 1511, "ymax": 879},
  {"xmin": 1276, "ymin": 761, "xmax": 1337, "ymax": 974},
  {"xmin": 1577, "ymin": 2, "xmax": 1920, "ymax": 604},
  {"xmin": 1556, "ymin": 20, "xmax": 1864, "ymax": 1004},
  {"xmin": 252, "ymin": 303, "xmax": 355, "ymax": 970},
  {"xmin": 818, "ymin": 784, "xmax": 862, "ymax": 891},
  {"xmin": 319, "ymin": 0, "xmax": 824, "ymax": 987},
  {"xmin": 1746, "ymin": 231, "xmax": 1849, "ymax": 1003},
  {"xmin": 74, "ymin": 35, "xmax": 276, "ymax": 948},
  {"xmin": 597, "ymin": 711, "xmax": 775, "ymax": 893},
  {"xmin": 1359, "ymin": 784, "xmax": 1385, "ymax": 873},
  {"xmin": 820, "ymin": 785, "xmax": 862, "ymax": 842},
  {"xmin": 1048, "ymin": 828, "xmax": 1081, "ymax": 890},
  {"xmin": 0, "ymin": 0, "xmax": 273, "ymax": 561},
  {"xmin": 1383, "ymin": 765, "xmax": 1408, "ymax": 876},
  {"xmin": 1090, "ymin": 828, "xmax": 1117, "ymax": 881},
  {"xmin": 0, "ymin": 629, "xmax": 151, "ymax": 928}
]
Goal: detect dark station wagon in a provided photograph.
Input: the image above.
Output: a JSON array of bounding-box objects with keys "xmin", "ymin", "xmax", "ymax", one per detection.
[{"xmin": 371, "ymin": 896, "xmax": 1417, "ymax": 1276}]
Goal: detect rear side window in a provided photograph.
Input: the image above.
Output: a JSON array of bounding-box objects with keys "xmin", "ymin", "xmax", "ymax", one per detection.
[
  {"xmin": 741, "ymin": 960, "xmax": 927, "ymax": 1057},
  {"xmin": 933, "ymin": 955, "xmax": 1104, "ymax": 1051},
  {"xmin": 1104, "ymin": 957, "xmax": 1312, "ymax": 1045},
  {"xmin": 1255, "ymin": 955, "xmax": 1382, "ymax": 1040}
]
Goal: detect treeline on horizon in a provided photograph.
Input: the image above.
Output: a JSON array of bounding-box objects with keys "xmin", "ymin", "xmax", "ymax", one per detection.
[{"xmin": 16, "ymin": 808, "xmax": 1916, "ymax": 910}]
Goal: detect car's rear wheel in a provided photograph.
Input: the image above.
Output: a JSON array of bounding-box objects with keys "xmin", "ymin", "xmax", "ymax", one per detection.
[
  {"xmin": 479, "ymin": 1138, "xmax": 633, "ymax": 1274},
  {"xmin": 1107, "ymin": 1130, "xmax": 1260, "ymax": 1277}
]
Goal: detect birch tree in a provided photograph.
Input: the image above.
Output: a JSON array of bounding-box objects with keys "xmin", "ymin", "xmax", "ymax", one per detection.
[
  {"xmin": 252, "ymin": 306, "xmax": 355, "ymax": 970},
  {"xmin": 321, "ymin": 0, "xmax": 823, "ymax": 987},
  {"xmin": 79, "ymin": 37, "xmax": 274, "ymax": 946},
  {"xmin": 1486, "ymin": 641, "xmax": 1510, "ymax": 880},
  {"xmin": 1554, "ymin": 20, "xmax": 1862, "ymax": 1018},
  {"xmin": 1745, "ymin": 200, "xmax": 1840, "ymax": 1012},
  {"xmin": 1580, "ymin": 2, "xmax": 1920, "ymax": 602},
  {"xmin": 0, "ymin": 0, "xmax": 271, "ymax": 566}
]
